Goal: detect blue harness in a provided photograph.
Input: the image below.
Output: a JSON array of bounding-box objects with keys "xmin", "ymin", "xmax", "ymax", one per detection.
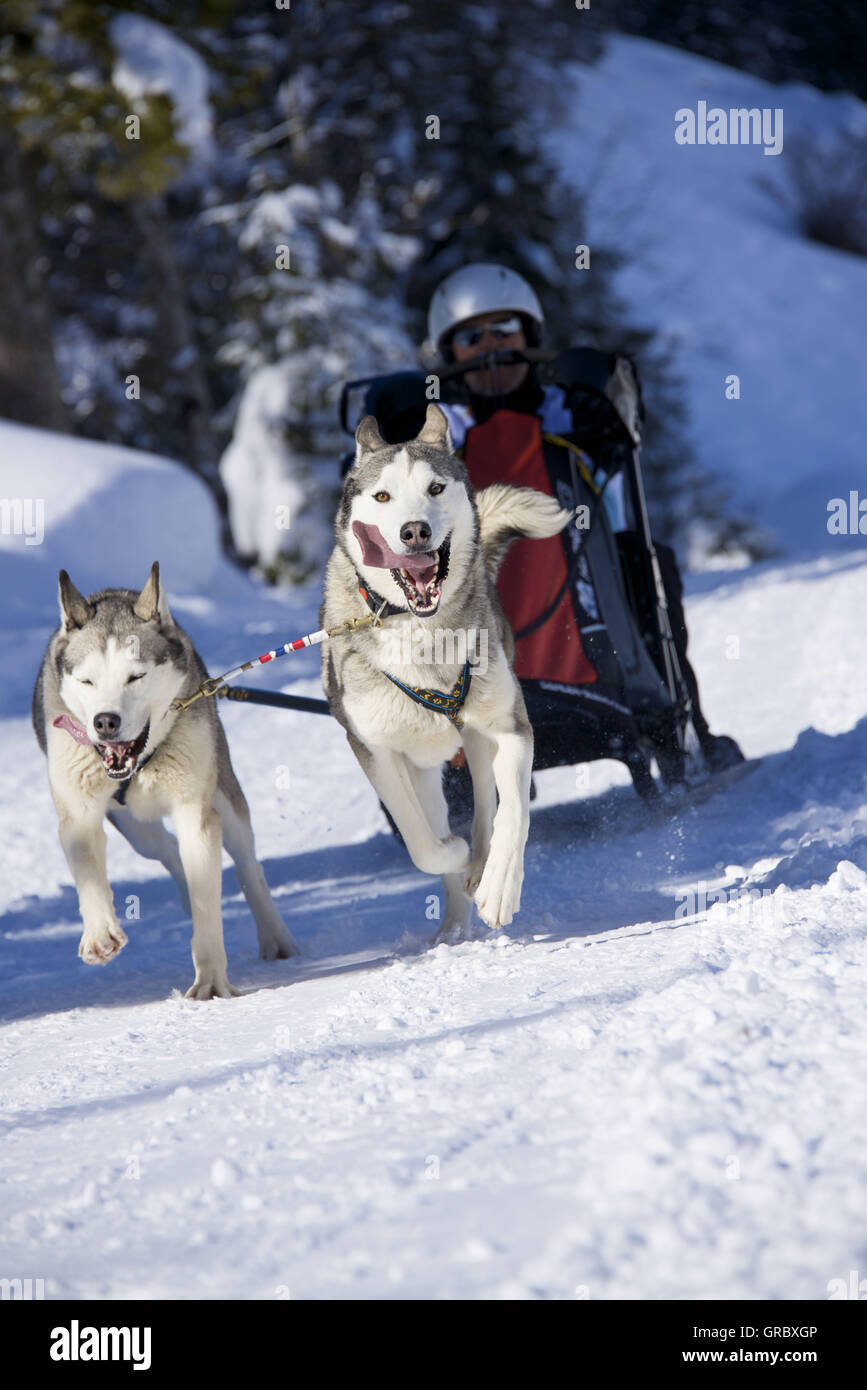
[
  {"xmin": 384, "ymin": 659, "xmax": 473, "ymax": 730},
  {"xmin": 358, "ymin": 580, "xmax": 474, "ymax": 730}
]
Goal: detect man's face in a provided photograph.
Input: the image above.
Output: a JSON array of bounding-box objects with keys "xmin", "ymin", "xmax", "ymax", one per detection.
[{"xmin": 447, "ymin": 310, "xmax": 529, "ymax": 397}]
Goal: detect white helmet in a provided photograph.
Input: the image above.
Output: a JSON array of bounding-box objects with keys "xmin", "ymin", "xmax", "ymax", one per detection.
[{"xmin": 427, "ymin": 262, "xmax": 544, "ymax": 354}]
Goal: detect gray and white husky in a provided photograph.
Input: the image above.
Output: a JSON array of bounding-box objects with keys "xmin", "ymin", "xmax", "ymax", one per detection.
[
  {"xmin": 32, "ymin": 563, "xmax": 298, "ymax": 998},
  {"xmin": 321, "ymin": 403, "xmax": 571, "ymax": 939}
]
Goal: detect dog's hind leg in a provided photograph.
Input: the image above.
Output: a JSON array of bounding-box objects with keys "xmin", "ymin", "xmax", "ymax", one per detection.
[
  {"xmin": 173, "ymin": 801, "xmax": 239, "ymax": 999},
  {"xmin": 405, "ymin": 763, "xmax": 474, "ymax": 942},
  {"xmin": 215, "ymin": 786, "xmax": 299, "ymax": 962},
  {"xmin": 348, "ymin": 734, "xmax": 470, "ymax": 876},
  {"xmin": 106, "ymin": 806, "xmax": 191, "ymax": 915}
]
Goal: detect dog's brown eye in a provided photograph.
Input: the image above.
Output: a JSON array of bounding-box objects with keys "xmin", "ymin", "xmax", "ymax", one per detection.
[
  {"xmin": 373, "ymin": 490, "xmax": 391, "ymax": 503},
  {"xmin": 126, "ymin": 673, "xmax": 144, "ymax": 684},
  {"xmin": 79, "ymin": 678, "xmax": 93, "ymax": 686},
  {"xmin": 428, "ymin": 482, "xmax": 445, "ymax": 496}
]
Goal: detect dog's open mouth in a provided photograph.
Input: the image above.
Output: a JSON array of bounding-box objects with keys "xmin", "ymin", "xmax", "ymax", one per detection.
[
  {"xmin": 97, "ymin": 722, "xmax": 150, "ymax": 781},
  {"xmin": 391, "ymin": 536, "xmax": 451, "ymax": 616}
]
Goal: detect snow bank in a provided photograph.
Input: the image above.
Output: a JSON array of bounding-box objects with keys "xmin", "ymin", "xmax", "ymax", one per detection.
[
  {"xmin": 548, "ymin": 35, "xmax": 867, "ymax": 560},
  {"xmin": 0, "ymin": 420, "xmax": 225, "ymax": 597},
  {"xmin": 0, "ymin": 419, "xmax": 310, "ymax": 716}
]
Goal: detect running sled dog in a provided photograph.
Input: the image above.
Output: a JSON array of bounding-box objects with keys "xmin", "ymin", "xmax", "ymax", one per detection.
[
  {"xmin": 322, "ymin": 402, "xmax": 571, "ymax": 939},
  {"xmin": 32, "ymin": 563, "xmax": 298, "ymax": 998}
]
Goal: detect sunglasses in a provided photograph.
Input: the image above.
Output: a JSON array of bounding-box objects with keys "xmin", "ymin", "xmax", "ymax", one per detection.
[{"xmin": 451, "ymin": 315, "xmax": 524, "ymax": 349}]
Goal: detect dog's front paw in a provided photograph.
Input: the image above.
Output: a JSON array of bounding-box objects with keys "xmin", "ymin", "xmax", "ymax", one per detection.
[
  {"xmin": 78, "ymin": 920, "xmax": 128, "ymax": 965},
  {"xmin": 429, "ymin": 914, "xmax": 487, "ymax": 946},
  {"xmin": 259, "ymin": 924, "xmax": 300, "ymax": 961},
  {"xmin": 185, "ymin": 972, "xmax": 242, "ymax": 1001},
  {"xmin": 473, "ymin": 851, "xmax": 523, "ymax": 930}
]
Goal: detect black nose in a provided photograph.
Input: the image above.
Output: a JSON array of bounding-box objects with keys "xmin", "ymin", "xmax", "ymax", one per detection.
[
  {"xmin": 400, "ymin": 520, "xmax": 432, "ymax": 549},
  {"xmin": 93, "ymin": 711, "xmax": 122, "ymax": 739}
]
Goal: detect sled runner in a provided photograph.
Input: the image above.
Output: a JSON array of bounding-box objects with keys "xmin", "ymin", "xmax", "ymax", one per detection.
[{"xmin": 339, "ymin": 346, "xmax": 705, "ymax": 803}]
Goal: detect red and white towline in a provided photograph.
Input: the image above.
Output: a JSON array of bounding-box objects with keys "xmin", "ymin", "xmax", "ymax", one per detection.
[
  {"xmin": 187, "ymin": 624, "xmax": 332, "ymax": 698},
  {"xmin": 170, "ymin": 606, "xmax": 388, "ymax": 712},
  {"xmin": 252, "ymin": 627, "xmax": 330, "ymax": 666}
]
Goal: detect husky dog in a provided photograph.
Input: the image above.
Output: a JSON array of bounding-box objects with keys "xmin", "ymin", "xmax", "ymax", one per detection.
[
  {"xmin": 32, "ymin": 563, "xmax": 298, "ymax": 998},
  {"xmin": 321, "ymin": 403, "xmax": 571, "ymax": 939}
]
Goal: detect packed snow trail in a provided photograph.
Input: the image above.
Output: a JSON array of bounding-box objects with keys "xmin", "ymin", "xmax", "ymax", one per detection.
[
  {"xmin": 1, "ymin": 425, "xmax": 865, "ymax": 1296},
  {"xmin": 3, "ymin": 25, "xmax": 867, "ymax": 1300}
]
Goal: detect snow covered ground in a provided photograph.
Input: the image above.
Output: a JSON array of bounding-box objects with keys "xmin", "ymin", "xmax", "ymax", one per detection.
[{"xmin": 1, "ymin": 418, "xmax": 866, "ymax": 1300}]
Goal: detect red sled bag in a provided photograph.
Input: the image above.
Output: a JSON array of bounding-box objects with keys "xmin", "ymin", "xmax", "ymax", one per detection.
[{"xmin": 463, "ymin": 410, "xmax": 598, "ymax": 687}]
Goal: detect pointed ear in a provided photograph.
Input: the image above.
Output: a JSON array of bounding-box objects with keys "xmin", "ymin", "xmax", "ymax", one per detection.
[
  {"xmin": 58, "ymin": 570, "xmax": 94, "ymax": 631},
  {"xmin": 416, "ymin": 402, "xmax": 452, "ymax": 450},
  {"xmin": 355, "ymin": 414, "xmax": 386, "ymax": 460},
  {"xmin": 133, "ymin": 562, "xmax": 171, "ymax": 625}
]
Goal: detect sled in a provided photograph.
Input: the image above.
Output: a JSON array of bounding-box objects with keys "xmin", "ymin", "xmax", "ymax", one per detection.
[{"xmin": 669, "ymin": 754, "xmax": 763, "ymax": 809}]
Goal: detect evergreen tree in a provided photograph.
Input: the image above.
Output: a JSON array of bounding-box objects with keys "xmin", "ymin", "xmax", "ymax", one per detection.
[
  {"xmin": 214, "ymin": 0, "xmax": 619, "ymax": 575},
  {"xmin": 0, "ymin": 0, "xmax": 226, "ymax": 478},
  {"xmin": 0, "ymin": 0, "xmax": 758, "ymax": 571},
  {"xmin": 0, "ymin": 123, "xmax": 67, "ymax": 430}
]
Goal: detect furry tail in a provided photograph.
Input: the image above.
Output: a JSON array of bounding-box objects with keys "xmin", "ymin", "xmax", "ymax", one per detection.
[{"xmin": 476, "ymin": 484, "xmax": 573, "ymax": 583}]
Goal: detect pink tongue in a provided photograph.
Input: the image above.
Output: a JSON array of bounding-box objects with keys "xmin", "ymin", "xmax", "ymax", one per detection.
[{"xmin": 353, "ymin": 521, "xmax": 435, "ymax": 578}]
